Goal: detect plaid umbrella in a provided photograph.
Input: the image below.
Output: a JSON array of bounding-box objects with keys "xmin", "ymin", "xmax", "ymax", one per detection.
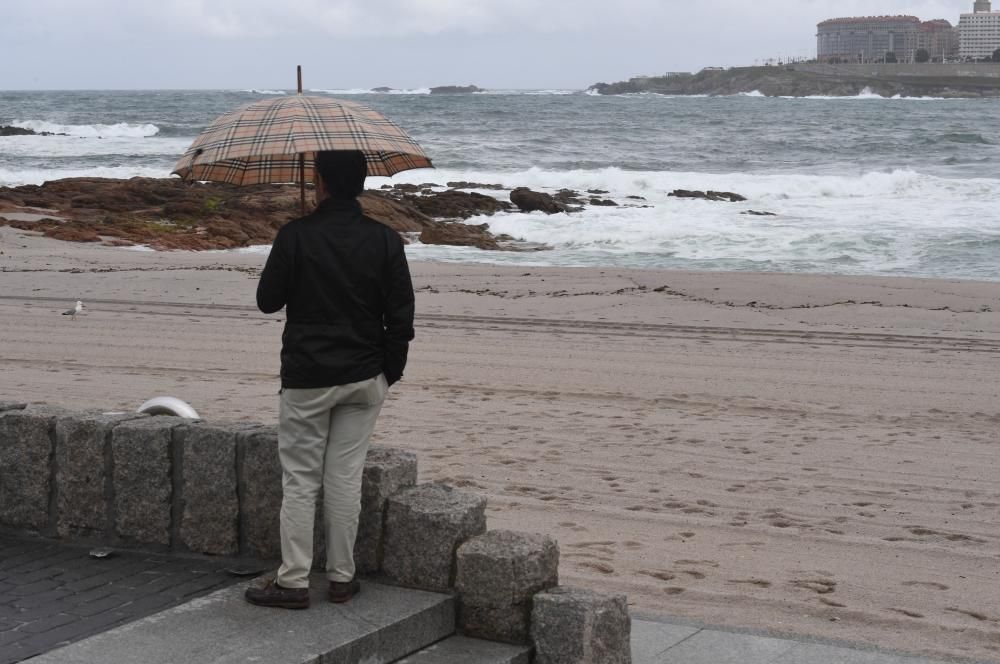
[{"xmin": 171, "ymin": 95, "xmax": 432, "ymax": 186}]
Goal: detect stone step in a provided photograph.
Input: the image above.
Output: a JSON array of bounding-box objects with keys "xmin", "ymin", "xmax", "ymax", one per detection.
[
  {"xmin": 28, "ymin": 577, "xmax": 455, "ymax": 664},
  {"xmin": 395, "ymin": 635, "xmax": 532, "ymax": 664}
]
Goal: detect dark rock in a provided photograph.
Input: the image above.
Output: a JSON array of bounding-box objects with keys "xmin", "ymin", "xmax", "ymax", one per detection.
[
  {"xmin": 382, "ymin": 483, "xmax": 487, "ymax": 592},
  {"xmin": 447, "ymin": 181, "xmax": 506, "ymax": 191},
  {"xmin": 626, "ymin": 195, "xmax": 646, "ymax": 201},
  {"xmin": 371, "ymin": 87, "xmax": 394, "ymax": 93},
  {"xmin": 553, "ymin": 189, "xmax": 584, "ymax": 205},
  {"xmin": 586, "ymin": 189, "xmax": 609, "ymax": 195},
  {"xmin": 708, "ymin": 190, "xmax": 747, "ymax": 202},
  {"xmin": 510, "ymin": 188, "xmax": 567, "ymax": 215},
  {"xmin": 0, "ymin": 125, "xmax": 67, "ymax": 136},
  {"xmin": 430, "ymin": 85, "xmax": 483, "ymax": 94},
  {"xmin": 420, "ymin": 222, "xmax": 501, "ymax": 251},
  {"xmin": 359, "ymin": 191, "xmax": 429, "ymax": 233},
  {"xmin": 405, "ymin": 190, "xmax": 511, "ymax": 220},
  {"xmin": 668, "ymin": 189, "xmax": 746, "ymax": 202},
  {"xmin": 589, "ymin": 198, "xmax": 619, "ymax": 207},
  {"xmin": 742, "ymin": 210, "xmax": 778, "ymax": 216}
]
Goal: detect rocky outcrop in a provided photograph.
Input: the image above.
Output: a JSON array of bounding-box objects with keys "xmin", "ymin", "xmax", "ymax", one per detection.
[
  {"xmin": 0, "ymin": 177, "xmax": 518, "ymax": 251},
  {"xmin": 430, "ymin": 85, "xmax": 483, "ymax": 94},
  {"xmin": 590, "ymin": 65, "xmax": 1000, "ymax": 98},
  {"xmin": 0, "ymin": 177, "xmax": 655, "ymax": 252},
  {"xmin": 510, "ymin": 188, "xmax": 569, "ymax": 214},
  {"xmin": 419, "ymin": 222, "xmax": 501, "ymax": 250},
  {"xmin": 669, "ymin": 189, "xmax": 747, "ymax": 202},
  {"xmin": 396, "ymin": 190, "xmax": 513, "ymax": 220},
  {"xmin": 0, "ymin": 125, "xmax": 66, "ymax": 136}
]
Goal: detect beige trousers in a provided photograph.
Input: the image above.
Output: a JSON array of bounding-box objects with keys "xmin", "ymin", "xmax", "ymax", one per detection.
[{"xmin": 276, "ymin": 374, "xmax": 387, "ymax": 588}]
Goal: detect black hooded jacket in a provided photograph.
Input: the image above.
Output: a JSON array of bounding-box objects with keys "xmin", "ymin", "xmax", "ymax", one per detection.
[{"xmin": 256, "ymin": 197, "xmax": 415, "ymax": 389}]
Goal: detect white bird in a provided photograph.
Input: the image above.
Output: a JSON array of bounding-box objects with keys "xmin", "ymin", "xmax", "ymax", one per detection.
[{"xmin": 62, "ymin": 300, "xmax": 83, "ymax": 320}]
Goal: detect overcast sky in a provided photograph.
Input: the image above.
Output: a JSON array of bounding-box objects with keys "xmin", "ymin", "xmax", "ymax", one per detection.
[{"xmin": 0, "ymin": 0, "xmax": 981, "ymax": 90}]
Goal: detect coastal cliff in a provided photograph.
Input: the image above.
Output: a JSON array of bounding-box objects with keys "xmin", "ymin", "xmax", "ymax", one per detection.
[{"xmin": 591, "ymin": 64, "xmax": 1000, "ymax": 97}]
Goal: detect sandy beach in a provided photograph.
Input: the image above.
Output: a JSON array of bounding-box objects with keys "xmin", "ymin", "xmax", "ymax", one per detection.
[{"xmin": 2, "ymin": 225, "xmax": 999, "ymax": 662}]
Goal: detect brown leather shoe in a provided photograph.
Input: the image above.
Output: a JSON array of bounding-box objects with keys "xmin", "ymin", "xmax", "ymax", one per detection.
[
  {"xmin": 328, "ymin": 579, "xmax": 361, "ymax": 604},
  {"xmin": 245, "ymin": 578, "xmax": 310, "ymax": 610}
]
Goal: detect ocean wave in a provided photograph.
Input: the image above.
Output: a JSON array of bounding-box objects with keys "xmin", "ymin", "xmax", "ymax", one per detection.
[
  {"xmin": 521, "ymin": 90, "xmax": 579, "ymax": 96},
  {"xmin": 739, "ymin": 87, "xmax": 951, "ymax": 101},
  {"xmin": 938, "ymin": 132, "xmax": 994, "ymax": 145},
  {"xmin": 308, "ymin": 88, "xmax": 432, "ymax": 95},
  {"xmin": 371, "ymin": 166, "xmax": 999, "ymax": 204},
  {"xmin": 241, "ymin": 89, "xmax": 287, "ymax": 95},
  {"xmin": 11, "ymin": 120, "xmax": 160, "ymax": 138},
  {"xmin": 0, "ymin": 165, "xmax": 171, "ymax": 187}
]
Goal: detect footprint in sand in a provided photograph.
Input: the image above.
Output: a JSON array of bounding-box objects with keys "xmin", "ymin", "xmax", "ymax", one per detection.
[
  {"xmin": 902, "ymin": 581, "xmax": 949, "ymax": 591},
  {"xmin": 639, "ymin": 570, "xmax": 677, "ymax": 582},
  {"xmin": 579, "ymin": 562, "xmax": 615, "ymax": 575},
  {"xmin": 945, "ymin": 608, "xmax": 995, "ymax": 622},
  {"xmin": 820, "ymin": 597, "xmax": 847, "ymax": 608},
  {"xmin": 791, "ymin": 579, "xmax": 837, "ymax": 595},
  {"xmin": 888, "ymin": 608, "xmax": 925, "ymax": 619},
  {"xmin": 728, "ymin": 579, "xmax": 772, "ymax": 588}
]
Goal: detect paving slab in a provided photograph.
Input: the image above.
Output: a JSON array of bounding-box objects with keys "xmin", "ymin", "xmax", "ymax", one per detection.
[
  {"xmin": 630, "ymin": 618, "xmax": 988, "ymax": 664},
  {"xmin": 29, "ymin": 577, "xmax": 455, "ymax": 664},
  {"xmin": 630, "ymin": 619, "xmax": 700, "ymax": 662},
  {"xmin": 397, "ymin": 635, "xmax": 532, "ymax": 664}
]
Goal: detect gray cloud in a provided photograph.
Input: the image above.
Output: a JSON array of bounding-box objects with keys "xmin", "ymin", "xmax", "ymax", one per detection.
[{"xmin": 0, "ymin": 0, "xmax": 979, "ymax": 89}]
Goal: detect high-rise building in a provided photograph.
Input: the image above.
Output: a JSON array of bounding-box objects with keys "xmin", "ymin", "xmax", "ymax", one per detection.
[
  {"xmin": 817, "ymin": 16, "xmax": 921, "ymax": 63},
  {"xmin": 960, "ymin": 0, "xmax": 1000, "ymax": 60},
  {"xmin": 917, "ymin": 20, "xmax": 960, "ymax": 61}
]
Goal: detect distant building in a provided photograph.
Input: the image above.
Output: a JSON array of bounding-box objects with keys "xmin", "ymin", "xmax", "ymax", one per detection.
[
  {"xmin": 959, "ymin": 0, "xmax": 1000, "ymax": 60},
  {"xmin": 917, "ymin": 20, "xmax": 960, "ymax": 61},
  {"xmin": 817, "ymin": 16, "xmax": 921, "ymax": 63}
]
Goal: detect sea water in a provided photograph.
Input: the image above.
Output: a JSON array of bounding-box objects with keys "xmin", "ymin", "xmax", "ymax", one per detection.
[{"xmin": 1, "ymin": 89, "xmax": 998, "ymax": 280}]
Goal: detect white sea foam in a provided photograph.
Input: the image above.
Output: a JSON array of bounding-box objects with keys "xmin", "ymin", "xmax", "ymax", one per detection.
[
  {"xmin": 308, "ymin": 88, "xmax": 432, "ymax": 95},
  {"xmin": 241, "ymin": 89, "xmax": 287, "ymax": 95},
  {"xmin": 522, "ymin": 89, "xmax": 579, "ymax": 96},
  {"xmin": 368, "ymin": 166, "xmax": 1000, "ymax": 277},
  {"xmin": 11, "ymin": 120, "xmax": 160, "ymax": 138},
  {"xmin": 0, "ymin": 135, "xmax": 193, "ymax": 159},
  {"xmin": 0, "ymin": 165, "xmax": 171, "ymax": 187},
  {"xmin": 739, "ymin": 87, "xmax": 951, "ymax": 101}
]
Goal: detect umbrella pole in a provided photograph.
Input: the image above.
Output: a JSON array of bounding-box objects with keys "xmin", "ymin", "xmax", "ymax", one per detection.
[{"xmin": 297, "ymin": 65, "xmax": 306, "ymax": 215}]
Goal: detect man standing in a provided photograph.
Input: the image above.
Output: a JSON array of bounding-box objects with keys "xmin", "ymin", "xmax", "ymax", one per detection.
[{"xmin": 246, "ymin": 150, "xmax": 415, "ymax": 609}]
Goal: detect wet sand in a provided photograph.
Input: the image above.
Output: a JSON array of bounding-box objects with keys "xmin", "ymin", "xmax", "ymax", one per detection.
[{"xmin": 2, "ymin": 226, "xmax": 999, "ymax": 662}]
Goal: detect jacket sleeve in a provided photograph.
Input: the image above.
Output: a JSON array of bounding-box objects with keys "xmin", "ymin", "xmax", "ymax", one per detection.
[
  {"xmin": 256, "ymin": 226, "xmax": 293, "ymax": 314},
  {"xmin": 382, "ymin": 234, "xmax": 415, "ymax": 386}
]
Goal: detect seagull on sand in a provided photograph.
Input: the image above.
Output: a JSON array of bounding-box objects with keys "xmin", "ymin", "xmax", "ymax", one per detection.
[{"xmin": 62, "ymin": 300, "xmax": 83, "ymax": 320}]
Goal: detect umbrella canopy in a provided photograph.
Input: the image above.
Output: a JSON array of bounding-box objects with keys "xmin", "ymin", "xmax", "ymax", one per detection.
[{"xmin": 171, "ymin": 95, "xmax": 432, "ymax": 185}]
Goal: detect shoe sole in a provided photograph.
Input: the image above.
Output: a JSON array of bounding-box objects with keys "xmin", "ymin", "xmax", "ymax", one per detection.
[{"xmin": 328, "ymin": 587, "xmax": 361, "ymax": 604}]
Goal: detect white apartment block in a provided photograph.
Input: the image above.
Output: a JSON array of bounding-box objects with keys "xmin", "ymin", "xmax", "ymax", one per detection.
[{"xmin": 959, "ymin": 0, "xmax": 1000, "ymax": 60}]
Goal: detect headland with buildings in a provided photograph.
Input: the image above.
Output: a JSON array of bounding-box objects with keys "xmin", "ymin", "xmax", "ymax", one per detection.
[{"xmin": 591, "ymin": 1, "xmax": 1000, "ymax": 97}]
